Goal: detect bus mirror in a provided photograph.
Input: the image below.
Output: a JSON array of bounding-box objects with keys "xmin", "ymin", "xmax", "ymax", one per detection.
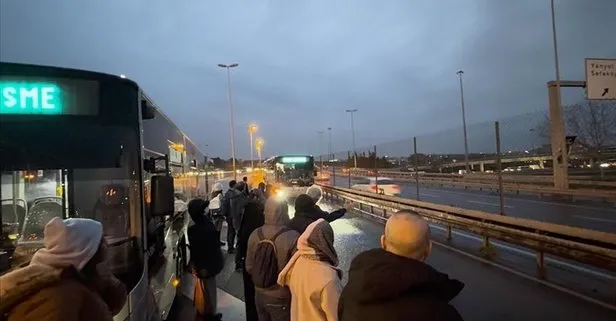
[
  {"xmin": 141, "ymin": 101, "xmax": 156, "ymax": 120},
  {"xmin": 151, "ymin": 175, "xmax": 174, "ymax": 217}
]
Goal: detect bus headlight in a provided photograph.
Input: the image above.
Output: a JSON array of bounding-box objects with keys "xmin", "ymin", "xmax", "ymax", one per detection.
[{"xmin": 276, "ymin": 189, "xmax": 285, "ymax": 198}]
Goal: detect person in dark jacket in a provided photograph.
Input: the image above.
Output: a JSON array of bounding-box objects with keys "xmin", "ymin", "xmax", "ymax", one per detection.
[
  {"xmin": 338, "ymin": 210, "xmax": 465, "ymax": 321},
  {"xmin": 187, "ymin": 198, "xmax": 224, "ymax": 321},
  {"xmin": 242, "ymin": 176, "xmax": 250, "ymax": 195},
  {"xmin": 289, "ymin": 194, "xmax": 348, "ymax": 234},
  {"xmin": 236, "ymin": 196, "xmax": 266, "ymax": 321},
  {"xmin": 221, "ymin": 180, "xmax": 240, "ymax": 253}
]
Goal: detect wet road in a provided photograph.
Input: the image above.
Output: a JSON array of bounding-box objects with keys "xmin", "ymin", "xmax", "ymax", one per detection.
[
  {"xmin": 330, "ymin": 175, "xmax": 616, "ymax": 233},
  {"xmin": 169, "ymin": 198, "xmax": 615, "ymax": 321}
]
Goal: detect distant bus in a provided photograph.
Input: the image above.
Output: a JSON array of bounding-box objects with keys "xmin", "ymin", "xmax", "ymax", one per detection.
[
  {"xmin": 265, "ymin": 155, "xmax": 317, "ymax": 199},
  {"xmin": 0, "ymin": 62, "xmax": 207, "ymax": 321}
]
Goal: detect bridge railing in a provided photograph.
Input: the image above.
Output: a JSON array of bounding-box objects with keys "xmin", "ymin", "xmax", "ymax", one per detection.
[{"xmin": 318, "ymin": 184, "xmax": 616, "ymax": 272}]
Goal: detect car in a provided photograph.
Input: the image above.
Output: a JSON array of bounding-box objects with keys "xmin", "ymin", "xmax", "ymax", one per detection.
[{"xmin": 351, "ymin": 177, "xmax": 401, "ymax": 196}]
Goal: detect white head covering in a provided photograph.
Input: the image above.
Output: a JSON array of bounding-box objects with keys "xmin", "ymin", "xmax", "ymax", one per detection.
[
  {"xmin": 30, "ymin": 217, "xmax": 103, "ymax": 271},
  {"xmin": 213, "ymin": 182, "xmax": 224, "ymax": 192},
  {"xmin": 306, "ymin": 185, "xmax": 323, "ymax": 203}
]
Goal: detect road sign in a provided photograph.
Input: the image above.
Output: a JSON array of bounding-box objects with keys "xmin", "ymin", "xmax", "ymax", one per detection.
[{"xmin": 585, "ymin": 58, "xmax": 616, "ymax": 100}]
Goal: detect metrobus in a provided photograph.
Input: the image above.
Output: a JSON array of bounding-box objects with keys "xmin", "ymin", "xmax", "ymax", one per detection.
[
  {"xmin": 0, "ymin": 62, "xmax": 209, "ymax": 321},
  {"xmin": 264, "ymin": 155, "xmax": 317, "ymax": 199}
]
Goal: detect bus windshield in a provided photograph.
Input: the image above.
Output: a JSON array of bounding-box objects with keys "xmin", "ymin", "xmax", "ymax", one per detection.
[
  {"xmin": 0, "ymin": 122, "xmax": 143, "ymax": 287},
  {"xmin": 273, "ymin": 155, "xmax": 315, "ymax": 186}
]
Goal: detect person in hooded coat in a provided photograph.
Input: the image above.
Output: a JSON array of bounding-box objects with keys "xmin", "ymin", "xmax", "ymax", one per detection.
[
  {"xmin": 278, "ymin": 219, "xmax": 342, "ymax": 321},
  {"xmin": 0, "ymin": 217, "xmax": 126, "ymax": 321},
  {"xmin": 221, "ymin": 180, "xmax": 249, "ymax": 254},
  {"xmin": 246, "ymin": 197, "xmax": 300, "ymax": 321},
  {"xmin": 236, "ymin": 192, "xmax": 266, "ymax": 321},
  {"xmin": 187, "ymin": 198, "xmax": 224, "ymax": 320},
  {"xmin": 338, "ymin": 210, "xmax": 465, "ymax": 321},
  {"xmin": 289, "ymin": 193, "xmax": 348, "ymax": 234}
]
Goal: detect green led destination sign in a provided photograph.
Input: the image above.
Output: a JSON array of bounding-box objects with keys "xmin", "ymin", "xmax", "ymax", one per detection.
[
  {"xmin": 0, "ymin": 82, "xmax": 63, "ymax": 115},
  {"xmin": 281, "ymin": 156, "xmax": 310, "ymax": 164},
  {"xmin": 0, "ymin": 77, "xmax": 99, "ymax": 116}
]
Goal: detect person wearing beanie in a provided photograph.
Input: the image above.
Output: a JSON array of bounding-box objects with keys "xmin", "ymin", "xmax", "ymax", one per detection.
[
  {"xmin": 0, "ymin": 217, "xmax": 126, "ymax": 321},
  {"xmin": 289, "ymin": 191, "xmax": 351, "ymax": 234}
]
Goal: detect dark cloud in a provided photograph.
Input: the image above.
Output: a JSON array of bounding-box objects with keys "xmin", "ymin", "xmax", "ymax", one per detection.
[{"xmin": 1, "ymin": 0, "xmax": 614, "ymax": 158}]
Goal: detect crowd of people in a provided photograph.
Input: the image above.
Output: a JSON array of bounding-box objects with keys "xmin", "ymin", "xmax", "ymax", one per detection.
[
  {"xmin": 191, "ymin": 177, "xmax": 465, "ymax": 321},
  {"xmin": 0, "ymin": 176, "xmax": 465, "ymax": 321}
]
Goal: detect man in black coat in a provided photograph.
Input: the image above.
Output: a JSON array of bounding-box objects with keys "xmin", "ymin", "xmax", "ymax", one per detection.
[
  {"xmin": 187, "ymin": 198, "xmax": 224, "ymax": 321},
  {"xmin": 289, "ymin": 194, "xmax": 347, "ymax": 234},
  {"xmin": 338, "ymin": 210, "xmax": 465, "ymax": 321}
]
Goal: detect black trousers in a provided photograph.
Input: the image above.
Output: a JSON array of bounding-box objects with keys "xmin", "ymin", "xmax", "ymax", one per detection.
[
  {"xmin": 226, "ymin": 215, "xmax": 236, "ymax": 250},
  {"xmin": 242, "ymin": 268, "xmax": 259, "ymax": 321}
]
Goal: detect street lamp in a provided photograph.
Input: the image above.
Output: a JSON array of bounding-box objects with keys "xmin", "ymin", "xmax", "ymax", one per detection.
[
  {"xmin": 456, "ymin": 70, "xmax": 470, "ymax": 173},
  {"xmin": 218, "ymin": 63, "xmax": 239, "ymax": 180},
  {"xmin": 248, "ymin": 123, "xmax": 258, "ymax": 168},
  {"xmin": 318, "ymin": 131, "xmax": 325, "ymax": 169},
  {"xmin": 255, "ymin": 137, "xmax": 264, "ymax": 167},
  {"xmin": 345, "ymin": 109, "xmax": 358, "ymax": 168},
  {"xmin": 327, "ymin": 127, "xmax": 332, "ymax": 162}
]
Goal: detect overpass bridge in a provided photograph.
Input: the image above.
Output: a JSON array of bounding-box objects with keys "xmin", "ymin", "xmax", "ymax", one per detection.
[{"xmin": 169, "ymin": 178, "xmax": 616, "ymax": 321}]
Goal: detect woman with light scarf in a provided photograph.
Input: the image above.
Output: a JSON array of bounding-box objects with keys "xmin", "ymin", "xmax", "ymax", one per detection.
[{"xmin": 277, "ymin": 219, "xmax": 342, "ymax": 321}]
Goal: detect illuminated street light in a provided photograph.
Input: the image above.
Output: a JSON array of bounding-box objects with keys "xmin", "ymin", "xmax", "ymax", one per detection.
[
  {"xmin": 248, "ymin": 123, "xmax": 258, "ymax": 168},
  {"xmin": 255, "ymin": 137, "xmax": 264, "ymax": 166},
  {"xmin": 218, "ymin": 63, "xmax": 239, "ymax": 180}
]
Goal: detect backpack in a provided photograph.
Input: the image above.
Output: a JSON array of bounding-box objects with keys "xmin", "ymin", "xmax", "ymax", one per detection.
[{"xmin": 251, "ymin": 227, "xmax": 291, "ymax": 289}]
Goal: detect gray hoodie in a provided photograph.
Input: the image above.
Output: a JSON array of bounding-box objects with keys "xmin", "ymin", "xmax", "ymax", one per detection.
[{"xmin": 245, "ymin": 197, "xmax": 300, "ymax": 298}]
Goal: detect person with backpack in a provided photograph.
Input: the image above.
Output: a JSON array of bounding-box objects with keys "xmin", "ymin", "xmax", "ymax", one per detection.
[
  {"xmin": 236, "ymin": 192, "xmax": 266, "ymax": 321},
  {"xmin": 187, "ymin": 198, "xmax": 225, "ymax": 321},
  {"xmin": 246, "ymin": 197, "xmax": 299, "ymax": 321}
]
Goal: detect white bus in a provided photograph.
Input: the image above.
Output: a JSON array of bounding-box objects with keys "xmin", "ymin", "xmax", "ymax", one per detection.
[{"xmin": 0, "ymin": 62, "xmax": 209, "ymax": 320}]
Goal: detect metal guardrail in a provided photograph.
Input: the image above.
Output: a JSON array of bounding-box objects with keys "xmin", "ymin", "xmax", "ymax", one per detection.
[
  {"xmin": 318, "ymin": 184, "xmax": 616, "ymax": 273},
  {"xmin": 331, "ymin": 170, "xmax": 616, "ymax": 201}
]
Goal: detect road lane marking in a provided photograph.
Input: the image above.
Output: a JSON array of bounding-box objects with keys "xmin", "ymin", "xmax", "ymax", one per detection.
[
  {"xmin": 573, "ymin": 215, "xmax": 616, "ymax": 224},
  {"xmin": 420, "ymin": 192, "xmax": 441, "ymax": 198},
  {"xmin": 467, "ymin": 200, "xmax": 514, "ymax": 209},
  {"xmin": 418, "ymin": 186, "xmax": 613, "ymax": 212}
]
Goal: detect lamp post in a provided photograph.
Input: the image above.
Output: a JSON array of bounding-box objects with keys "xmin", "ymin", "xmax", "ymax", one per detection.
[
  {"xmin": 255, "ymin": 138, "xmax": 264, "ymax": 167},
  {"xmin": 327, "ymin": 127, "xmax": 332, "ymax": 162},
  {"xmin": 456, "ymin": 70, "xmax": 470, "ymax": 173},
  {"xmin": 345, "ymin": 109, "xmax": 358, "ymax": 168},
  {"xmin": 318, "ymin": 131, "xmax": 325, "ymax": 169},
  {"xmin": 248, "ymin": 123, "xmax": 258, "ymax": 168},
  {"xmin": 218, "ymin": 63, "xmax": 239, "ymax": 180}
]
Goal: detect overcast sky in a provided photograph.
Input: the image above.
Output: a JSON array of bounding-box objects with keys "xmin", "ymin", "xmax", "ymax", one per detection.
[{"xmin": 1, "ymin": 0, "xmax": 615, "ymax": 158}]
